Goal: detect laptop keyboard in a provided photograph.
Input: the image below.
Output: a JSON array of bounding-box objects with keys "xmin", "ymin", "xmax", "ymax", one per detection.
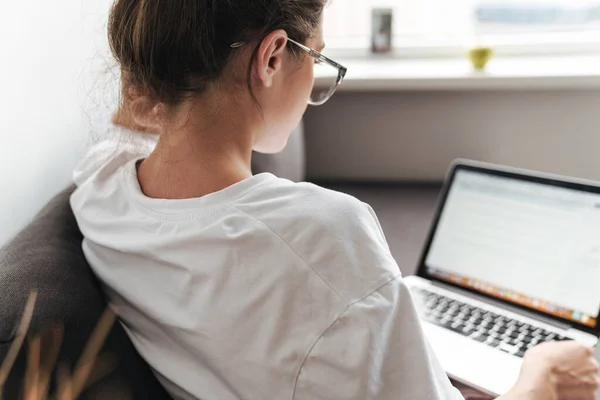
[{"xmin": 412, "ymin": 288, "xmax": 571, "ymax": 358}]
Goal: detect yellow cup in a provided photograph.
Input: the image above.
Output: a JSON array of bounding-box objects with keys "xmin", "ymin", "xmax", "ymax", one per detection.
[{"xmin": 468, "ymin": 47, "xmax": 494, "ymax": 70}]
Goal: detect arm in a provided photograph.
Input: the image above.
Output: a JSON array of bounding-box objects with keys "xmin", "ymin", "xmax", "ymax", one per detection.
[{"xmin": 294, "ymin": 277, "xmax": 464, "ymax": 400}]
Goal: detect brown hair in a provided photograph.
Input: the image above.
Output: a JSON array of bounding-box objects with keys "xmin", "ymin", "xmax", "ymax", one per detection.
[{"xmin": 108, "ymin": 0, "xmax": 326, "ymax": 106}]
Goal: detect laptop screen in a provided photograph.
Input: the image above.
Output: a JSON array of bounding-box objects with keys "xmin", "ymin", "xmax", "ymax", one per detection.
[{"xmin": 423, "ymin": 166, "xmax": 600, "ymax": 330}]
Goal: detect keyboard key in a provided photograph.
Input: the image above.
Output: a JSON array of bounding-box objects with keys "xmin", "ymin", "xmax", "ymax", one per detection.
[
  {"xmin": 473, "ymin": 334, "xmax": 488, "ymax": 343},
  {"xmin": 505, "ymin": 330, "xmax": 520, "ymax": 339},
  {"xmin": 456, "ymin": 312, "xmax": 468, "ymax": 321},
  {"xmin": 517, "ymin": 333, "xmax": 528, "ymax": 342},
  {"xmin": 493, "ymin": 326, "xmax": 507, "ymax": 335},
  {"xmin": 462, "ymin": 326, "xmax": 475, "ymax": 335},
  {"xmin": 510, "ymin": 338, "xmax": 523, "ymax": 347},
  {"xmin": 439, "ymin": 320, "xmax": 453, "ymax": 329},
  {"xmin": 471, "ymin": 328, "xmax": 486, "ymax": 336},
  {"xmin": 498, "ymin": 342, "xmax": 518, "ymax": 354}
]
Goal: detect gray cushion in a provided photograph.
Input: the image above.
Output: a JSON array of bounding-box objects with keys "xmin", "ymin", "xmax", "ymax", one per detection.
[{"xmin": 0, "ymin": 186, "xmax": 171, "ymax": 399}]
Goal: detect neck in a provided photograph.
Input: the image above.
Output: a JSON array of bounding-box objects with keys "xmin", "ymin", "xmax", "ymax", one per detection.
[{"xmin": 133, "ymin": 99, "xmax": 258, "ymax": 200}]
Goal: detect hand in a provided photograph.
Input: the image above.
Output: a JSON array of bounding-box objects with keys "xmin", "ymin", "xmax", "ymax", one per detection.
[{"xmin": 505, "ymin": 341, "xmax": 599, "ymax": 400}]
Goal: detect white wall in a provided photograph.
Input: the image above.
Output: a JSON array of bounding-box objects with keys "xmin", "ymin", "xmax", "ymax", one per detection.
[
  {"xmin": 3, "ymin": 2, "xmax": 599, "ymax": 245},
  {"xmin": 304, "ymin": 90, "xmax": 600, "ymax": 182},
  {"xmin": 0, "ymin": 0, "xmax": 116, "ymax": 246}
]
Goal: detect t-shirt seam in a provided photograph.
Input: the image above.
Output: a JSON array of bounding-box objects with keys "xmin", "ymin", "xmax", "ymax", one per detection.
[
  {"xmin": 348, "ymin": 273, "xmax": 402, "ymax": 307},
  {"xmin": 123, "ymin": 173, "xmax": 272, "ymax": 221},
  {"xmin": 230, "ymin": 205, "xmax": 347, "ymax": 304},
  {"xmin": 291, "ymin": 305, "xmax": 350, "ymax": 400},
  {"xmin": 291, "ymin": 274, "xmax": 403, "ymax": 400}
]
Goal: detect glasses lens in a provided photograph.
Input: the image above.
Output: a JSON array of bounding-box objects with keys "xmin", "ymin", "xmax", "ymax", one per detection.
[{"xmin": 310, "ymin": 60, "xmax": 339, "ymax": 106}]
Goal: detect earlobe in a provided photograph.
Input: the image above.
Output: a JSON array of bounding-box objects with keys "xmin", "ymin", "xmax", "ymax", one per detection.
[{"xmin": 264, "ymin": 77, "xmax": 273, "ymax": 88}]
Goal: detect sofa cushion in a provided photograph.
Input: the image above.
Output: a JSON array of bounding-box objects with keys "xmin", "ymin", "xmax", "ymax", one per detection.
[{"xmin": 0, "ymin": 186, "xmax": 171, "ymax": 399}]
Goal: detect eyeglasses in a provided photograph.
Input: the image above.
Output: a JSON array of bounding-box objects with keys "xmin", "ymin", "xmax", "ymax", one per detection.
[
  {"xmin": 231, "ymin": 38, "xmax": 347, "ymax": 106},
  {"xmin": 286, "ymin": 38, "xmax": 347, "ymax": 106}
]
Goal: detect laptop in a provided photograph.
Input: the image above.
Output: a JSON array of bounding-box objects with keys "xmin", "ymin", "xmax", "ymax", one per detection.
[{"xmin": 404, "ymin": 160, "xmax": 600, "ymax": 396}]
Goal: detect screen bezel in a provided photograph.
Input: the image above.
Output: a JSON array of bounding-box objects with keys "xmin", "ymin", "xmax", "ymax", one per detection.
[{"xmin": 416, "ymin": 160, "xmax": 600, "ymax": 335}]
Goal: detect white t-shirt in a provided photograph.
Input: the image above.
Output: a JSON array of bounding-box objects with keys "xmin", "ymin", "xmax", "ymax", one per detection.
[{"xmin": 70, "ymin": 127, "xmax": 463, "ymax": 400}]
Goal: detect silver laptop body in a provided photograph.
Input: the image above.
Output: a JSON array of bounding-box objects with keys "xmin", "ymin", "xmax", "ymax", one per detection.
[{"xmin": 404, "ymin": 160, "xmax": 600, "ymax": 396}]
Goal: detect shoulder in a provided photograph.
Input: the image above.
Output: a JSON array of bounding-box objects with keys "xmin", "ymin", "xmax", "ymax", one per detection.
[
  {"xmin": 238, "ymin": 179, "xmax": 380, "ymax": 241},
  {"xmin": 73, "ymin": 127, "xmax": 157, "ymax": 187},
  {"xmin": 236, "ymin": 179, "xmax": 401, "ymax": 305},
  {"xmin": 247, "ymin": 179, "xmax": 374, "ymax": 222}
]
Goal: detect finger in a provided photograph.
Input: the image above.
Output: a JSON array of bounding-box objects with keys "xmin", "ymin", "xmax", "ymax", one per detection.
[
  {"xmin": 558, "ymin": 388, "xmax": 596, "ymax": 400},
  {"xmin": 555, "ymin": 371, "xmax": 599, "ymax": 391},
  {"xmin": 590, "ymin": 362, "xmax": 600, "ymax": 377},
  {"xmin": 592, "ymin": 374, "xmax": 600, "ymax": 390},
  {"xmin": 568, "ymin": 342, "xmax": 594, "ymax": 358},
  {"xmin": 585, "ymin": 345, "xmax": 595, "ymax": 356},
  {"xmin": 558, "ymin": 363, "xmax": 600, "ymax": 378}
]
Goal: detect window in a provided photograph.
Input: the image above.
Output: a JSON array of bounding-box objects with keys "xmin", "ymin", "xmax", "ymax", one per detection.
[{"xmin": 323, "ymin": 0, "xmax": 600, "ymax": 56}]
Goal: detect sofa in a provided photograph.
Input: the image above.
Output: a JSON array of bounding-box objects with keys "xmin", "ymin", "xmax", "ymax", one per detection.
[{"xmin": 0, "ymin": 186, "xmax": 172, "ymax": 399}]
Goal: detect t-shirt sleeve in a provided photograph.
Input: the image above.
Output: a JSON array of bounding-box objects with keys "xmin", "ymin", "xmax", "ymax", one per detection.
[{"xmin": 293, "ymin": 276, "xmax": 464, "ymax": 400}]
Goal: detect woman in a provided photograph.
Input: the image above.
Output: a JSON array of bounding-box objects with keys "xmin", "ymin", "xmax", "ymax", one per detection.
[{"xmin": 71, "ymin": 0, "xmax": 599, "ymax": 399}]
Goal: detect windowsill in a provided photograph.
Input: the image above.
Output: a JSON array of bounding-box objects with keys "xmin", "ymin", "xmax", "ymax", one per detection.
[{"xmin": 332, "ymin": 55, "xmax": 600, "ymax": 91}]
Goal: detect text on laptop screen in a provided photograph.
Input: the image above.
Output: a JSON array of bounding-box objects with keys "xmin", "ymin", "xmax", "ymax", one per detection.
[{"xmin": 425, "ymin": 169, "xmax": 600, "ymax": 328}]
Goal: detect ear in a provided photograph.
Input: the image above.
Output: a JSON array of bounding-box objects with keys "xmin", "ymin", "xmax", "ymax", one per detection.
[
  {"xmin": 124, "ymin": 87, "xmax": 165, "ymax": 133},
  {"xmin": 255, "ymin": 29, "xmax": 289, "ymax": 88}
]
